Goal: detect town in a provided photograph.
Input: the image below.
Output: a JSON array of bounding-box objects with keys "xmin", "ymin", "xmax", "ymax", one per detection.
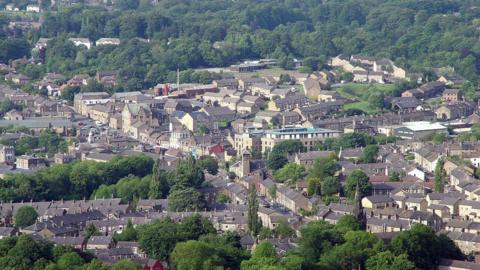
[{"xmin": 2, "ymin": 0, "xmax": 480, "ymax": 270}]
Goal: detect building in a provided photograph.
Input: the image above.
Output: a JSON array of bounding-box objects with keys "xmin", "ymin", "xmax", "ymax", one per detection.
[
  {"xmin": 436, "ymin": 102, "xmax": 475, "ymax": 120},
  {"xmin": 393, "ymin": 121, "xmax": 447, "ymax": 140},
  {"xmin": 16, "ymin": 155, "xmax": 45, "ymax": 170},
  {"xmin": 261, "ymin": 127, "xmax": 341, "ymax": 153},
  {"xmin": 96, "ymin": 38, "xmax": 121, "ymax": 46},
  {"xmin": 68, "ymin": 38, "xmax": 92, "ymax": 49},
  {"xmin": 442, "ymin": 89, "xmax": 463, "ymax": 102},
  {"xmin": 74, "ymin": 92, "xmax": 110, "ymax": 116},
  {"xmin": 0, "ymin": 145, "xmax": 15, "ymax": 164}
]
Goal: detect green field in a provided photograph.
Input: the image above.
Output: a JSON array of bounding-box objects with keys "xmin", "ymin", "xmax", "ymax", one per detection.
[{"xmin": 334, "ymin": 83, "xmax": 397, "ymax": 114}]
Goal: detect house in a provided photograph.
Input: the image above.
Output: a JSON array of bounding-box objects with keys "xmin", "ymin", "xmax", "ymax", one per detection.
[
  {"xmin": 294, "ymin": 151, "xmax": 334, "ymax": 169},
  {"xmin": 442, "ymin": 89, "xmax": 463, "ymax": 102},
  {"xmin": 295, "ymin": 101, "xmax": 344, "ymax": 121},
  {"xmin": 343, "ymin": 120, "xmax": 375, "ymax": 134},
  {"xmin": 402, "ymin": 81, "xmax": 445, "ymax": 99},
  {"xmin": 143, "ymin": 259, "xmax": 166, "ymax": 270},
  {"xmin": 96, "ymin": 38, "xmax": 121, "ymax": 46},
  {"xmin": 361, "ymin": 195, "xmax": 394, "ymax": 209},
  {"xmin": 330, "ymin": 55, "xmax": 355, "ymax": 72},
  {"xmin": 16, "ymin": 155, "xmax": 46, "ymax": 170},
  {"xmin": 178, "ymin": 111, "xmax": 211, "ymax": 132},
  {"xmin": 438, "ymin": 74, "xmax": 465, "ymax": 86},
  {"xmin": 268, "ymin": 94, "xmax": 309, "ymax": 111},
  {"xmin": 68, "ymin": 38, "xmax": 92, "ymax": 49},
  {"xmin": 353, "ymin": 70, "xmax": 384, "ymax": 83},
  {"xmin": 201, "ymin": 106, "xmax": 235, "ymax": 129},
  {"xmin": 26, "ymin": 5, "xmax": 40, "ymax": 12},
  {"xmin": 96, "ymin": 71, "xmax": 118, "ymax": 86},
  {"xmin": 302, "ymin": 77, "xmax": 325, "ymax": 100},
  {"xmin": 86, "ymin": 236, "xmax": 114, "ymax": 250},
  {"xmin": 388, "ymin": 97, "xmax": 420, "ymax": 113},
  {"xmin": 50, "ymin": 236, "xmax": 86, "ymax": 250},
  {"xmin": 414, "ymin": 146, "xmax": 443, "ymax": 172},
  {"xmin": 5, "ymin": 73, "xmax": 30, "ymax": 85},
  {"xmin": 0, "ymin": 145, "xmax": 14, "ymax": 164},
  {"xmin": 436, "ymin": 102, "xmax": 475, "ymax": 120}
]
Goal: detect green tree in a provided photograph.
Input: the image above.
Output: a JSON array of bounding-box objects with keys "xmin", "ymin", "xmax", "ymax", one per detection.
[
  {"xmin": 247, "ymin": 186, "xmax": 261, "ymax": 237},
  {"xmin": 434, "ymin": 158, "xmax": 446, "ymax": 193},
  {"xmin": 15, "ymin": 206, "xmax": 38, "ymax": 228},
  {"xmin": 345, "ymin": 170, "xmax": 372, "ymax": 199},
  {"xmin": 171, "ymin": 240, "xmax": 219, "ymax": 270},
  {"xmin": 335, "ymin": 214, "xmax": 361, "ymax": 234},
  {"xmin": 273, "ymin": 163, "xmax": 305, "ymax": 184},
  {"xmin": 321, "ymin": 176, "xmax": 341, "ymax": 196},
  {"xmin": 149, "ymin": 159, "xmax": 169, "ymax": 199},
  {"xmin": 85, "ymin": 223, "xmax": 100, "ymax": 239},
  {"xmin": 179, "ymin": 214, "xmax": 216, "ymax": 240},
  {"xmin": 138, "ymin": 218, "xmax": 180, "ymax": 260},
  {"xmin": 308, "ymin": 157, "xmax": 339, "ymax": 180},
  {"xmin": 57, "ymin": 252, "xmax": 85, "ymax": 270},
  {"xmin": 167, "ymin": 187, "xmax": 206, "ymax": 211},
  {"xmin": 241, "ymin": 241, "xmax": 278, "ymax": 270},
  {"xmin": 298, "ymin": 221, "xmax": 342, "ymax": 268},
  {"xmin": 114, "ymin": 219, "xmax": 138, "ymax": 241},
  {"xmin": 272, "ymin": 219, "xmax": 295, "ymax": 239},
  {"xmin": 390, "ymin": 224, "xmax": 462, "ymax": 270},
  {"xmin": 319, "ymin": 231, "xmax": 384, "ymax": 270},
  {"xmin": 366, "ymin": 251, "xmax": 415, "ymax": 270},
  {"xmin": 432, "ymin": 133, "xmax": 447, "ymax": 145},
  {"xmin": 198, "ymin": 156, "xmax": 219, "ymax": 175},
  {"xmin": 361, "ymin": 145, "xmax": 379, "ymax": 163},
  {"xmin": 111, "ymin": 259, "xmax": 142, "ymax": 270}
]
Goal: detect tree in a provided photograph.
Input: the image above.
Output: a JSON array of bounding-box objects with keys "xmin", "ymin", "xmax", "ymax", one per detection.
[
  {"xmin": 308, "ymin": 157, "xmax": 339, "ymax": 180},
  {"xmin": 272, "ymin": 219, "xmax": 295, "ymax": 239},
  {"xmin": 307, "ymin": 177, "xmax": 321, "ymax": 196},
  {"xmin": 247, "ymin": 186, "xmax": 261, "ymax": 237},
  {"xmin": 57, "ymin": 252, "xmax": 85, "ymax": 270},
  {"xmin": 318, "ymin": 231, "xmax": 384, "ymax": 270},
  {"xmin": 361, "ymin": 145, "xmax": 379, "ymax": 163},
  {"xmin": 198, "ymin": 156, "xmax": 219, "ymax": 175},
  {"xmin": 335, "ymin": 215, "xmax": 361, "ymax": 234},
  {"xmin": 345, "ymin": 170, "xmax": 372, "ymax": 199},
  {"xmin": 15, "ymin": 206, "xmax": 38, "ymax": 228},
  {"xmin": 85, "ymin": 223, "xmax": 100, "ymax": 239},
  {"xmin": 434, "ymin": 158, "xmax": 446, "ymax": 193},
  {"xmin": 432, "ymin": 133, "xmax": 447, "ymax": 145},
  {"xmin": 114, "ymin": 219, "xmax": 137, "ymax": 241},
  {"xmin": 268, "ymin": 154, "xmax": 288, "ymax": 171},
  {"xmin": 173, "ymin": 156, "xmax": 205, "ymax": 188},
  {"xmin": 390, "ymin": 224, "xmax": 462, "ymax": 270},
  {"xmin": 366, "ymin": 251, "xmax": 415, "ymax": 270},
  {"xmin": 298, "ymin": 221, "xmax": 343, "ymax": 268},
  {"xmin": 389, "ymin": 172, "xmax": 401, "ymax": 182},
  {"xmin": 241, "ymin": 241, "xmax": 278, "ymax": 270},
  {"xmin": 138, "ymin": 218, "xmax": 180, "ymax": 260},
  {"xmin": 321, "ymin": 176, "xmax": 341, "ymax": 196},
  {"xmin": 112, "ymin": 259, "xmax": 142, "ymax": 270},
  {"xmin": 179, "ymin": 214, "xmax": 216, "ymax": 240},
  {"xmin": 167, "ymin": 187, "xmax": 206, "ymax": 211},
  {"xmin": 149, "ymin": 159, "xmax": 169, "ymax": 199},
  {"xmin": 170, "ymin": 240, "xmax": 219, "ymax": 270},
  {"xmin": 273, "ymin": 163, "xmax": 305, "ymax": 184}
]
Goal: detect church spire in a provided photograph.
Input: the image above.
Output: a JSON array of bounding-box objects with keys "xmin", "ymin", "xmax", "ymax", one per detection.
[{"xmin": 353, "ymin": 183, "xmax": 366, "ymax": 229}]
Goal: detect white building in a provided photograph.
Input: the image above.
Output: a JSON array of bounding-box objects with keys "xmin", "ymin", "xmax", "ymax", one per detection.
[{"xmin": 68, "ymin": 38, "xmax": 92, "ymax": 50}]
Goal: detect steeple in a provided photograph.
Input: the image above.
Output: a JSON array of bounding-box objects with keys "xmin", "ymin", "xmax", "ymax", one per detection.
[{"xmin": 353, "ymin": 183, "xmax": 366, "ymax": 229}]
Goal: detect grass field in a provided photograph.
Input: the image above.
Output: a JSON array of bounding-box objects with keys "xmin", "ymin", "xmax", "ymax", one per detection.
[{"xmin": 333, "ymin": 82, "xmax": 397, "ymax": 114}]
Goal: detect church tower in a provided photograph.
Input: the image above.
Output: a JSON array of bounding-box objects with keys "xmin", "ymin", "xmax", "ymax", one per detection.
[{"xmin": 240, "ymin": 150, "xmax": 251, "ymax": 177}]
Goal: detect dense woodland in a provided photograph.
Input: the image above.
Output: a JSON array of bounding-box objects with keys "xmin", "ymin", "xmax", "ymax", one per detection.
[{"xmin": 1, "ymin": 0, "xmax": 480, "ymax": 90}]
